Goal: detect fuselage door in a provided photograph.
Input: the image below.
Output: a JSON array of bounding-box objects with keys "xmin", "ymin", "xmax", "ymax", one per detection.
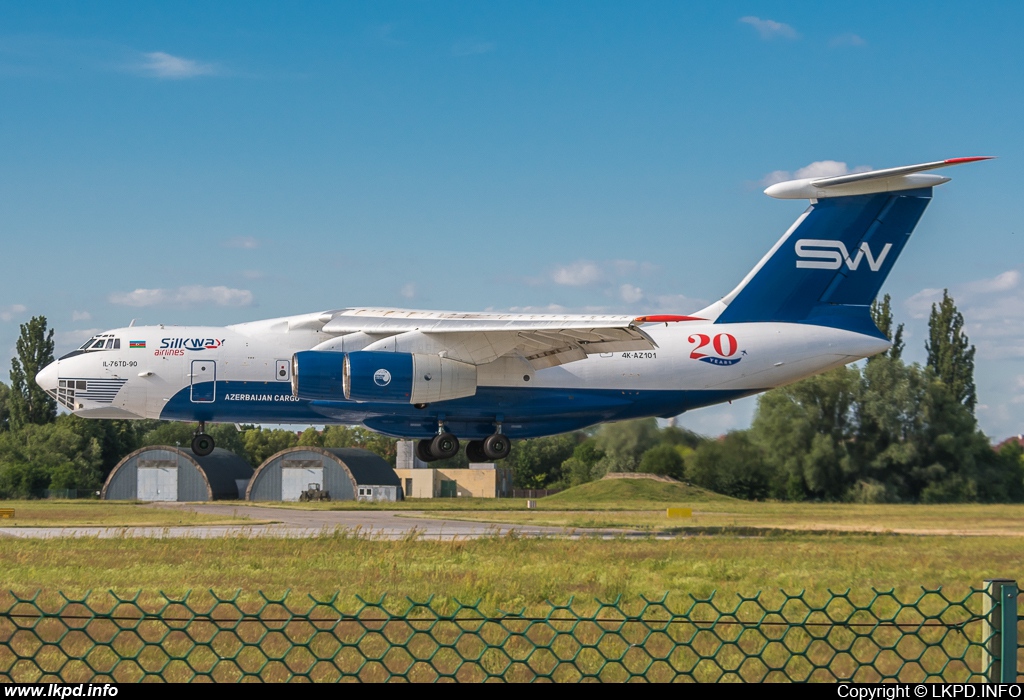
[{"xmin": 190, "ymin": 360, "xmax": 216, "ymax": 403}]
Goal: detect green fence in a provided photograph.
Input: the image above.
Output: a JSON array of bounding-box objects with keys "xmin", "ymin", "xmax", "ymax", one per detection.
[{"xmin": 0, "ymin": 583, "xmax": 1019, "ymax": 682}]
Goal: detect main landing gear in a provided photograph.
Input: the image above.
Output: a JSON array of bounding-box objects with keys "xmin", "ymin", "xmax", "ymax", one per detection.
[
  {"xmin": 191, "ymin": 421, "xmax": 215, "ymax": 457},
  {"xmin": 466, "ymin": 434, "xmax": 511, "ymax": 463},
  {"xmin": 416, "ymin": 421, "xmax": 511, "ymax": 463}
]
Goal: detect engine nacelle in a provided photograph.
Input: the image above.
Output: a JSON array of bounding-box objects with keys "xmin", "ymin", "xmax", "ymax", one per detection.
[
  {"xmin": 291, "ymin": 350, "xmax": 346, "ymax": 401},
  {"xmin": 292, "ymin": 350, "xmax": 477, "ymax": 404},
  {"xmin": 346, "ymin": 351, "xmax": 477, "ymax": 403}
]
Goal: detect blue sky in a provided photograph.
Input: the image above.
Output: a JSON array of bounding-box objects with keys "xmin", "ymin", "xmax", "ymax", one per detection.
[{"xmin": 2, "ymin": 2, "xmax": 1022, "ymax": 438}]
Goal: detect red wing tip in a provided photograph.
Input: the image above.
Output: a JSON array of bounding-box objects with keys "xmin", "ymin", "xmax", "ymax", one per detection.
[
  {"xmin": 634, "ymin": 315, "xmax": 705, "ymax": 324},
  {"xmin": 944, "ymin": 156, "xmax": 995, "ymax": 164}
]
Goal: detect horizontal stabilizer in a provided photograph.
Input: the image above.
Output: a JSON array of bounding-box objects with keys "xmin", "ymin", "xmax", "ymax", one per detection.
[{"xmin": 765, "ymin": 157, "xmax": 992, "ymax": 199}]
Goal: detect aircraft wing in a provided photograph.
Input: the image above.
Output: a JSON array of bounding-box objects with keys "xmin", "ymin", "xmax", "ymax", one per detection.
[{"xmin": 320, "ymin": 307, "xmax": 659, "ymax": 368}]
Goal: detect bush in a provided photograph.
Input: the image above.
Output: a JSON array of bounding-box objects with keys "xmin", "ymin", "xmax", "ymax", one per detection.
[
  {"xmin": 685, "ymin": 432, "xmax": 771, "ymax": 500},
  {"xmin": 637, "ymin": 444, "xmax": 684, "ymax": 479}
]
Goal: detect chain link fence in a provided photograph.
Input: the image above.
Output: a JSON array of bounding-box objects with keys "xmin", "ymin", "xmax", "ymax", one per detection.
[{"xmin": 0, "ymin": 583, "xmax": 1019, "ymax": 682}]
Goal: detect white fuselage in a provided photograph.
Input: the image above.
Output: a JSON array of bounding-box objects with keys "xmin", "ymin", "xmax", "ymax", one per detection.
[{"xmin": 36, "ymin": 312, "xmax": 888, "ymax": 439}]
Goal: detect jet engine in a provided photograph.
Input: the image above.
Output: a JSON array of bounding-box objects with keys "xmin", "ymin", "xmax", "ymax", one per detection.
[{"xmin": 292, "ymin": 350, "xmax": 477, "ymax": 404}]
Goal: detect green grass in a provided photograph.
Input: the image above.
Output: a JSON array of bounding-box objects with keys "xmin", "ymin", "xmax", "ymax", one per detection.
[
  {"xmin": 387, "ymin": 478, "xmax": 1024, "ymax": 536},
  {"xmin": 239, "ymin": 478, "xmax": 729, "ymax": 511},
  {"xmin": 416, "ymin": 501, "xmax": 1024, "ymax": 535},
  {"xmin": 1, "ymin": 533, "xmax": 1018, "ymax": 611},
  {"xmin": 540, "ymin": 478, "xmax": 733, "ymax": 507},
  {"xmin": 0, "ymin": 500, "xmax": 260, "ymax": 527}
]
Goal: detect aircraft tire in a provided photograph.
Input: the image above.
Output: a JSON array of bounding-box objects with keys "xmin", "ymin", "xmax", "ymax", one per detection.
[
  {"xmin": 191, "ymin": 434, "xmax": 215, "ymax": 457},
  {"xmin": 415, "ymin": 439, "xmax": 437, "ymax": 463},
  {"xmin": 465, "ymin": 440, "xmax": 487, "ymax": 463},
  {"xmin": 483, "ymin": 434, "xmax": 511, "ymax": 461},
  {"xmin": 430, "ymin": 432, "xmax": 460, "ymax": 460}
]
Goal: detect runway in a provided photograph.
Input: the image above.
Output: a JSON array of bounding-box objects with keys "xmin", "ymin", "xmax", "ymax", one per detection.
[{"xmin": 0, "ymin": 503, "xmax": 605, "ymax": 540}]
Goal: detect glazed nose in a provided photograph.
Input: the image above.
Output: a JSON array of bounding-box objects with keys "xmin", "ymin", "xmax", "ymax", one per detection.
[{"xmin": 36, "ymin": 360, "xmax": 59, "ymax": 392}]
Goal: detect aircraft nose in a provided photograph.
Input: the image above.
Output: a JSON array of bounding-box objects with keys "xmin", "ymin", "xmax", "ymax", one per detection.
[{"xmin": 36, "ymin": 360, "xmax": 59, "ymax": 392}]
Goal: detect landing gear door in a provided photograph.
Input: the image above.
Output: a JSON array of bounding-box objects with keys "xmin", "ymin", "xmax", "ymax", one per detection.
[{"xmin": 190, "ymin": 360, "xmax": 216, "ymax": 403}]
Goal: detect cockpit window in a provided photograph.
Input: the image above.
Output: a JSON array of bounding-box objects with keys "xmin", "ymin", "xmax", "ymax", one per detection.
[{"xmin": 76, "ymin": 334, "xmax": 121, "ymax": 353}]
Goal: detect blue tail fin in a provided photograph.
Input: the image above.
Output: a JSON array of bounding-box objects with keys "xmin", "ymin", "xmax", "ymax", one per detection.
[{"xmin": 708, "ymin": 189, "xmax": 933, "ymax": 335}]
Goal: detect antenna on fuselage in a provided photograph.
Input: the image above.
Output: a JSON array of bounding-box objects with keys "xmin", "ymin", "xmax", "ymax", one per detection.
[{"xmin": 129, "ymin": 319, "xmax": 136, "ymax": 327}]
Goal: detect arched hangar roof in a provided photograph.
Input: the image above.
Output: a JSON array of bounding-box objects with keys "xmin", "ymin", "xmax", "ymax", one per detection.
[
  {"xmin": 246, "ymin": 446, "xmax": 398, "ymax": 501},
  {"xmin": 102, "ymin": 446, "xmax": 253, "ymax": 501}
]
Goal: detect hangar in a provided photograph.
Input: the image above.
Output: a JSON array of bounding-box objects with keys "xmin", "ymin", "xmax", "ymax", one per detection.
[
  {"xmin": 102, "ymin": 446, "xmax": 253, "ymax": 501},
  {"xmin": 246, "ymin": 447, "xmax": 401, "ymax": 502}
]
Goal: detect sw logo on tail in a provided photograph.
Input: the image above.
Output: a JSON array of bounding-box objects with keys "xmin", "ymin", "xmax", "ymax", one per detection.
[{"xmin": 795, "ymin": 239, "xmax": 893, "ymax": 271}]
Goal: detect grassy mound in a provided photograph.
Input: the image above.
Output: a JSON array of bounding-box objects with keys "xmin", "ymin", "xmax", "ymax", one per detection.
[{"xmin": 541, "ymin": 477, "xmax": 733, "ymax": 507}]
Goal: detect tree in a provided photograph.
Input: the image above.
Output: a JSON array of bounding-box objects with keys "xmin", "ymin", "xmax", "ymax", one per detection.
[
  {"xmin": 750, "ymin": 366, "xmax": 859, "ymax": 500},
  {"xmin": 637, "ymin": 444, "xmax": 684, "ymax": 479},
  {"xmin": 320, "ymin": 425, "xmax": 398, "ymax": 464},
  {"xmin": 685, "ymin": 432, "xmax": 771, "ymax": 500},
  {"xmin": 0, "ymin": 382, "xmax": 10, "ymax": 432},
  {"xmin": 592, "ymin": 418, "xmax": 661, "ymax": 473},
  {"xmin": 297, "ymin": 427, "xmax": 324, "ymax": 447},
  {"xmin": 870, "ymin": 294, "xmax": 904, "ymax": 362},
  {"xmin": 854, "ymin": 355, "xmax": 929, "ymax": 501},
  {"xmin": 241, "ymin": 427, "xmax": 299, "ymax": 466},
  {"xmin": 557, "ymin": 441, "xmax": 606, "ymax": 487},
  {"xmin": 0, "ymin": 416, "xmax": 104, "ymax": 497},
  {"xmin": 926, "ymin": 290, "xmax": 977, "ymax": 413},
  {"xmin": 506, "ymin": 434, "xmax": 579, "ymax": 488},
  {"xmin": 9, "ymin": 316, "xmax": 56, "ymax": 430}
]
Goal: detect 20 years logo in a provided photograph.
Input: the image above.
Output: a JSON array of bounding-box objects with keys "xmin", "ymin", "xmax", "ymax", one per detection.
[{"xmin": 688, "ymin": 333, "xmax": 742, "ymax": 366}]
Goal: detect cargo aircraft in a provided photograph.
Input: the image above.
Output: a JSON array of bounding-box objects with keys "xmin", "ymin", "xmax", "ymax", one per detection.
[{"xmin": 36, "ymin": 158, "xmax": 989, "ymax": 460}]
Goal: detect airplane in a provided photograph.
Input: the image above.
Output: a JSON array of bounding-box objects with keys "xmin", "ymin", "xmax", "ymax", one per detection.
[{"xmin": 35, "ymin": 157, "xmax": 989, "ymax": 461}]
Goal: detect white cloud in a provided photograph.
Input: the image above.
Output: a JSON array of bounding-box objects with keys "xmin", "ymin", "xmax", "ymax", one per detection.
[
  {"xmin": 759, "ymin": 170, "xmax": 793, "ymax": 187},
  {"xmin": 550, "ymin": 259, "xmax": 656, "ymax": 288},
  {"xmin": 0, "ymin": 304, "xmax": 27, "ymax": 322},
  {"xmin": 552, "ymin": 261, "xmax": 603, "ymax": 286},
  {"xmin": 619, "ymin": 284, "xmax": 644, "ymax": 304},
  {"xmin": 1012, "ymin": 376, "xmax": 1024, "ymax": 405},
  {"xmin": 830, "ymin": 33, "xmax": 867, "ymax": 48},
  {"xmin": 964, "ymin": 270, "xmax": 1019, "ymax": 294},
  {"xmin": 224, "ymin": 236, "xmax": 259, "ymax": 249},
  {"xmin": 760, "ymin": 160, "xmax": 872, "ymax": 186},
  {"xmin": 137, "ymin": 51, "xmax": 217, "ymax": 79},
  {"xmin": 54, "ymin": 328, "xmax": 101, "ymax": 357},
  {"xmin": 400, "ymin": 282, "xmax": 416, "ymax": 299},
  {"xmin": 650, "ymin": 293, "xmax": 706, "ymax": 313},
  {"xmin": 109, "ymin": 285, "xmax": 254, "ymax": 308},
  {"xmin": 904, "ymin": 288, "xmax": 944, "ymax": 319},
  {"xmin": 739, "ymin": 16, "xmax": 798, "ymax": 40},
  {"xmin": 452, "ymin": 40, "xmax": 496, "ymax": 57},
  {"xmin": 71, "ymin": 310, "xmax": 92, "ymax": 322},
  {"xmin": 905, "ymin": 269, "xmax": 1024, "ymax": 360},
  {"xmin": 504, "ymin": 304, "xmax": 569, "ymax": 314}
]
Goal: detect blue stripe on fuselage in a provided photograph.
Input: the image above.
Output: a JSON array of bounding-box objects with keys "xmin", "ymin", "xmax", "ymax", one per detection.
[{"xmin": 161, "ymin": 381, "xmax": 760, "ymax": 439}]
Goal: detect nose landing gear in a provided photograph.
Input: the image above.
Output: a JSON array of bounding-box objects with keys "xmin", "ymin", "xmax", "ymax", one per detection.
[{"xmin": 191, "ymin": 422, "xmax": 215, "ymax": 457}]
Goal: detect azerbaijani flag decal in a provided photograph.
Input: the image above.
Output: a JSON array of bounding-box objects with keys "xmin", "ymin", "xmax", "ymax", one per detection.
[{"xmin": 129, "ymin": 340, "xmax": 146, "ymax": 349}]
